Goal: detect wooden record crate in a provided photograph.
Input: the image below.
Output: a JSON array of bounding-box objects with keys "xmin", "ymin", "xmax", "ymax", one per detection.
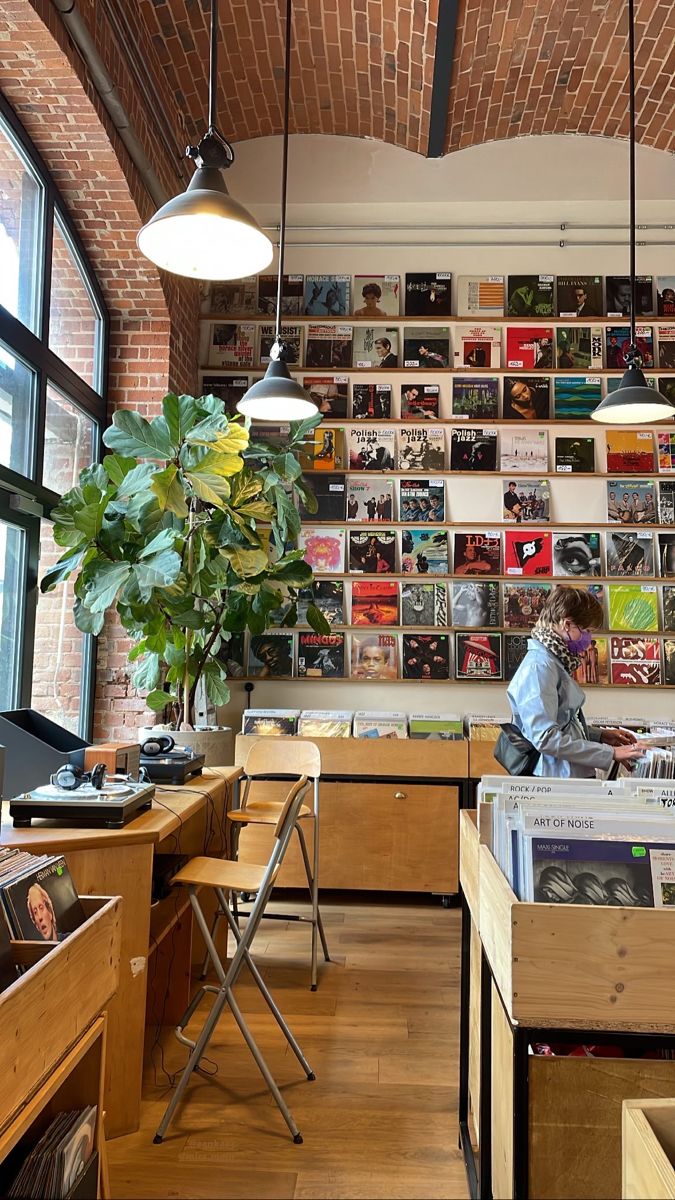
[{"xmin": 623, "ymin": 1097, "xmax": 675, "ymax": 1199}]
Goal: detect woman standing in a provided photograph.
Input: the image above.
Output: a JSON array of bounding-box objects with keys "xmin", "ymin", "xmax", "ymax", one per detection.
[{"xmin": 507, "ymin": 586, "xmax": 645, "ymax": 778}]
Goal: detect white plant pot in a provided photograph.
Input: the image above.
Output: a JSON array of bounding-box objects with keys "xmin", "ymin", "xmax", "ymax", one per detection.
[{"xmin": 138, "ymin": 726, "xmax": 234, "ymax": 767}]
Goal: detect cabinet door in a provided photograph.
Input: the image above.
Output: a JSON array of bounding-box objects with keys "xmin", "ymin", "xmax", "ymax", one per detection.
[{"xmin": 237, "ymin": 781, "xmax": 458, "ymax": 893}]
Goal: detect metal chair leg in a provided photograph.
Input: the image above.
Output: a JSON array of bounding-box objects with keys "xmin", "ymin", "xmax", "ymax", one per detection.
[
  {"xmin": 199, "ymin": 907, "xmax": 224, "ymax": 981},
  {"xmin": 296, "ymin": 824, "xmax": 331, "ymax": 990}
]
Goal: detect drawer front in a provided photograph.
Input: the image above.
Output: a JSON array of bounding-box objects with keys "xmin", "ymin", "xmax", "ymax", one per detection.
[{"xmin": 236, "ymin": 780, "xmax": 459, "ymax": 893}]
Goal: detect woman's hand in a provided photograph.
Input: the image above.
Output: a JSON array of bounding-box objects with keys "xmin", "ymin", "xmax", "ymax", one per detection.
[
  {"xmin": 612, "ymin": 743, "xmax": 647, "ymax": 763},
  {"xmin": 600, "ymin": 727, "xmax": 637, "ymax": 747}
]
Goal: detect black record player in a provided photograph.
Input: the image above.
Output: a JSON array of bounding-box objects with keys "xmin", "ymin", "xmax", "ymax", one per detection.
[
  {"xmin": 9, "ymin": 778, "xmax": 155, "ymax": 828},
  {"xmin": 139, "ymin": 749, "xmax": 205, "ymax": 785}
]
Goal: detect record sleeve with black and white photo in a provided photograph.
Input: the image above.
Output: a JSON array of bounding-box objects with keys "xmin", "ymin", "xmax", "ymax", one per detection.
[
  {"xmin": 400, "ymin": 382, "xmax": 440, "ymax": 419},
  {"xmin": 352, "ymin": 382, "xmax": 392, "ymax": 419},
  {"xmin": 403, "ymin": 272, "xmax": 452, "ymax": 316},
  {"xmin": 400, "ymin": 582, "xmax": 447, "ymax": 626},
  {"xmin": 398, "ymin": 427, "xmax": 445, "ymax": 471},
  {"xmin": 298, "ymin": 633, "xmax": 345, "ymax": 678},
  {"xmin": 402, "ymin": 634, "xmax": 450, "ymax": 679},
  {"xmin": 303, "ymin": 274, "xmax": 351, "ymax": 316},
  {"xmin": 201, "ymin": 276, "xmax": 257, "ymax": 315},
  {"xmin": 302, "ymin": 376, "xmax": 349, "ymax": 418},
  {"xmin": 259, "ymin": 323, "xmax": 303, "ymax": 366},
  {"xmin": 606, "ymin": 275, "xmax": 653, "ymax": 317},
  {"xmin": 348, "ymin": 426, "xmax": 396, "ymax": 470},
  {"xmin": 403, "ymin": 327, "xmax": 450, "ymax": 369},
  {"xmin": 556, "ymin": 275, "xmax": 603, "ymax": 318},
  {"xmin": 352, "ymin": 325, "xmax": 398, "ymax": 367},
  {"xmin": 504, "ymin": 633, "xmax": 530, "ymax": 681},
  {"xmin": 552, "ymin": 532, "xmax": 602, "ymax": 577},
  {"xmin": 305, "ymin": 324, "xmax": 353, "ymax": 369},
  {"xmin": 258, "ymin": 273, "xmax": 304, "ymax": 315},
  {"xmin": 399, "ymin": 478, "xmax": 445, "ymax": 523},
  {"xmin": 659, "ymin": 481, "xmax": 675, "ymax": 524},
  {"xmin": 606, "ymin": 480, "xmax": 657, "ymax": 524},
  {"xmin": 606, "ymin": 530, "xmax": 655, "ymax": 577},
  {"xmin": 451, "ymin": 580, "xmax": 500, "ymax": 628},
  {"xmin": 199, "ymin": 373, "xmax": 251, "ymax": 415},
  {"xmin": 346, "ymin": 476, "xmax": 394, "ymax": 522}
]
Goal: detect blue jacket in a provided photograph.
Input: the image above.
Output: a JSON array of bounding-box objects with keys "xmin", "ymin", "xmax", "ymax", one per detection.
[{"xmin": 506, "ymin": 639, "xmax": 614, "ymax": 778}]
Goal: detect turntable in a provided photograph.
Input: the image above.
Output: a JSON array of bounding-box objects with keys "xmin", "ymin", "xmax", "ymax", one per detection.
[
  {"xmin": 139, "ymin": 734, "xmax": 205, "ymax": 785},
  {"xmin": 9, "ymin": 777, "xmax": 155, "ymax": 828}
]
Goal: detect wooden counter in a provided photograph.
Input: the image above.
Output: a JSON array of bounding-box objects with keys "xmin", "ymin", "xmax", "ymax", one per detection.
[{"xmin": 0, "ymin": 767, "xmax": 240, "ymax": 1139}]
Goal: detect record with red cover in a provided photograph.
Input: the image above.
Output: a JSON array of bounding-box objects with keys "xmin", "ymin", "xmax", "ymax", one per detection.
[
  {"xmin": 351, "ymin": 580, "xmax": 399, "ymax": 626},
  {"xmin": 609, "ymin": 635, "xmax": 661, "ymax": 685},
  {"xmin": 506, "ymin": 326, "xmax": 554, "ymax": 369},
  {"xmin": 504, "ymin": 529, "xmax": 553, "ymax": 577}
]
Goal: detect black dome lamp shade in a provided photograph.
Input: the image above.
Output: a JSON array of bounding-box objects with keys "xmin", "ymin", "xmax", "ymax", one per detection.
[
  {"xmin": 137, "ymin": 0, "xmax": 272, "ymax": 280},
  {"xmin": 237, "ymin": 0, "xmax": 317, "ymax": 422},
  {"xmin": 591, "ymin": 0, "xmax": 675, "ymax": 424}
]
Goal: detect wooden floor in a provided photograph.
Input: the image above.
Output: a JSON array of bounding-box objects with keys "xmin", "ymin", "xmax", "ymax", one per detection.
[{"xmin": 108, "ymin": 894, "xmax": 469, "ymax": 1200}]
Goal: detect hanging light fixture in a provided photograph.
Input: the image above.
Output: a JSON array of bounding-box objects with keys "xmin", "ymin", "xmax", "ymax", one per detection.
[
  {"xmin": 237, "ymin": 0, "xmax": 317, "ymax": 422},
  {"xmin": 137, "ymin": 0, "xmax": 273, "ymax": 280},
  {"xmin": 592, "ymin": 0, "xmax": 674, "ymax": 424}
]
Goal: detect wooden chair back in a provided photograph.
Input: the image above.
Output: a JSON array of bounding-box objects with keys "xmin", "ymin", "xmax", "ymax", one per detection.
[{"xmin": 243, "ymin": 738, "xmax": 321, "ymax": 781}]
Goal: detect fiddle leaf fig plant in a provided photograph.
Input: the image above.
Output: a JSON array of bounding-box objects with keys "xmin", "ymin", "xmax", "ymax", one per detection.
[{"xmin": 41, "ymin": 393, "xmax": 327, "ymax": 727}]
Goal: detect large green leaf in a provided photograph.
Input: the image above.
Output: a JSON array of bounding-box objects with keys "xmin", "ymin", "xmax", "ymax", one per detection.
[
  {"xmin": 186, "ymin": 472, "xmax": 231, "ymax": 507},
  {"xmin": 132, "ymin": 653, "xmax": 161, "ymax": 691},
  {"xmin": 103, "ymin": 410, "xmax": 174, "ymax": 460},
  {"xmin": 145, "ymin": 688, "xmax": 175, "ymax": 713},
  {"xmin": 87, "ymin": 561, "xmax": 133, "ymax": 612},
  {"xmin": 103, "ymin": 454, "xmax": 137, "ymax": 485},
  {"xmin": 162, "ymin": 393, "xmax": 200, "ymax": 448},
  {"xmin": 306, "ymin": 603, "xmax": 331, "ymax": 635},
  {"xmin": 227, "ymin": 546, "xmax": 269, "ymax": 578},
  {"xmin": 271, "ymin": 559, "xmax": 313, "ymax": 585},
  {"xmin": 133, "ymin": 548, "xmax": 182, "ymax": 598},
  {"xmin": 115, "ymin": 462, "xmax": 156, "ymax": 499},
  {"xmin": 150, "ymin": 464, "xmax": 188, "ymax": 517},
  {"xmin": 203, "ymin": 662, "xmax": 230, "ymax": 706},
  {"xmin": 73, "ymin": 598, "xmax": 105, "ymax": 635},
  {"xmin": 40, "ymin": 546, "xmax": 87, "ymax": 592},
  {"xmin": 137, "ymin": 528, "xmax": 178, "ymax": 559}
]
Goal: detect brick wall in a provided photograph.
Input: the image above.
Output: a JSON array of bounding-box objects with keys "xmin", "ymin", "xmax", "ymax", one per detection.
[{"xmin": 1, "ymin": 0, "xmax": 201, "ymax": 741}]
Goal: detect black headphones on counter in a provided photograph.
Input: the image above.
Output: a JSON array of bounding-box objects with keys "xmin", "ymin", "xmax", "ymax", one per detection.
[
  {"xmin": 51, "ymin": 762, "xmax": 108, "ymax": 791},
  {"xmin": 141, "ymin": 734, "xmax": 175, "ymax": 757}
]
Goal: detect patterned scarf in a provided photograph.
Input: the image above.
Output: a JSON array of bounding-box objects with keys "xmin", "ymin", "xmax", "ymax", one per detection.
[{"xmin": 531, "ymin": 617, "xmax": 580, "ymax": 677}]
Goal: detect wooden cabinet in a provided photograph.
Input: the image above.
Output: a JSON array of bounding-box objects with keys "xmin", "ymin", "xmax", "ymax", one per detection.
[{"xmin": 237, "ymin": 778, "xmax": 459, "ymax": 893}]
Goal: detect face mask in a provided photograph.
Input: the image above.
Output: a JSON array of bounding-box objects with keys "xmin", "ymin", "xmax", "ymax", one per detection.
[{"xmin": 566, "ymin": 627, "xmax": 593, "ymax": 654}]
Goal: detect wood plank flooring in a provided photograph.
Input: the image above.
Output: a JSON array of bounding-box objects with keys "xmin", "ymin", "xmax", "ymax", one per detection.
[{"xmin": 108, "ymin": 894, "xmax": 468, "ymax": 1200}]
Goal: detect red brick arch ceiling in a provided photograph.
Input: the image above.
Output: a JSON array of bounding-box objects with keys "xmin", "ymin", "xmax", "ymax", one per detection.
[{"xmin": 138, "ymin": 0, "xmax": 674, "ymax": 156}]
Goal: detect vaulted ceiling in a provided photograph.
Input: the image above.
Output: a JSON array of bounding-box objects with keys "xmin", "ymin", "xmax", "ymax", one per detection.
[{"xmin": 130, "ymin": 0, "xmax": 675, "ymax": 161}]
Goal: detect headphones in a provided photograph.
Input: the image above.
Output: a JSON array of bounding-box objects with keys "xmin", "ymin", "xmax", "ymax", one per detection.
[
  {"xmin": 141, "ymin": 734, "xmax": 175, "ymax": 757},
  {"xmin": 52, "ymin": 762, "xmax": 108, "ymax": 791}
]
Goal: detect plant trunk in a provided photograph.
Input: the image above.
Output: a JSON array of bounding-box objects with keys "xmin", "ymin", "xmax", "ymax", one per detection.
[{"xmin": 182, "ymin": 505, "xmax": 196, "ymax": 729}]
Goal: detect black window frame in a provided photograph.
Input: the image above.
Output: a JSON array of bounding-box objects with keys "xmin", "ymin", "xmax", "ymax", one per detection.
[{"xmin": 0, "ymin": 92, "xmax": 109, "ymax": 739}]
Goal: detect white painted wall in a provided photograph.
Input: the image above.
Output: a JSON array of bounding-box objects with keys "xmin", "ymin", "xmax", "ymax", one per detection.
[{"xmin": 214, "ymin": 133, "xmax": 675, "ymax": 733}]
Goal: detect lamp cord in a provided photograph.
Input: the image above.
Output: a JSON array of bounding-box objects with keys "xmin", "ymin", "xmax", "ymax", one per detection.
[
  {"xmin": 208, "ymin": 0, "xmax": 218, "ymax": 132},
  {"xmin": 275, "ymin": 0, "xmax": 292, "ymax": 345},
  {"xmin": 628, "ymin": 0, "xmax": 636, "ymax": 348}
]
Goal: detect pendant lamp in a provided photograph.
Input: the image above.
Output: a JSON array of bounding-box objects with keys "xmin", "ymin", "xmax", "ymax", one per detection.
[
  {"xmin": 137, "ymin": 0, "xmax": 273, "ymax": 280},
  {"xmin": 592, "ymin": 0, "xmax": 674, "ymax": 423},
  {"xmin": 237, "ymin": 0, "xmax": 317, "ymax": 422}
]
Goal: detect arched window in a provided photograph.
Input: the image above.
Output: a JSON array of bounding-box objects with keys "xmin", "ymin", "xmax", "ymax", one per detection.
[{"xmin": 0, "ymin": 94, "xmax": 108, "ymax": 737}]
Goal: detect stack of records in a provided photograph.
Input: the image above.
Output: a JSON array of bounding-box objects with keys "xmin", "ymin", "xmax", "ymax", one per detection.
[{"xmin": 8, "ymin": 1106, "xmax": 97, "ymax": 1198}]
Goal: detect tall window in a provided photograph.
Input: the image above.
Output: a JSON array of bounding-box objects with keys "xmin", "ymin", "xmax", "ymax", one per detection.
[{"xmin": 0, "ymin": 95, "xmax": 107, "ymax": 736}]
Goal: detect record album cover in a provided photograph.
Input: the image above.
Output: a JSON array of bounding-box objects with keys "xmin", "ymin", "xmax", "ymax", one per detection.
[
  {"xmin": 500, "ymin": 430, "xmax": 548, "ymax": 472},
  {"xmin": 201, "ymin": 276, "xmax": 257, "ymax": 315},
  {"xmin": 258, "ymin": 274, "xmax": 304, "ymax": 315},
  {"xmin": 606, "ymin": 530, "xmax": 655, "ymax": 576},
  {"xmin": 350, "ymin": 632, "xmax": 398, "ymax": 679},
  {"xmin": 504, "ymin": 633, "xmax": 530, "ymax": 681},
  {"xmin": 398, "ymin": 426, "xmax": 445, "ymax": 471},
  {"xmin": 199, "ymin": 373, "xmax": 250, "ymax": 415},
  {"xmin": 346, "ymin": 476, "xmax": 394, "ymax": 521},
  {"xmin": 657, "ymin": 277, "xmax": 675, "ymax": 317},
  {"xmin": 455, "ymin": 326, "xmax": 501, "ymax": 368},
  {"xmin": 553, "ymin": 376, "xmax": 603, "ymax": 419},
  {"xmin": 298, "ymin": 526, "xmax": 345, "ymax": 573},
  {"xmin": 660, "ymin": 480, "xmax": 675, "ymax": 524},
  {"xmin": 404, "ymin": 272, "xmax": 453, "ymax": 316},
  {"xmin": 296, "ymin": 581, "xmax": 344, "ymax": 625},
  {"xmin": 248, "ymin": 633, "xmax": 294, "ymax": 678},
  {"xmin": 503, "ymin": 375, "xmax": 550, "ymax": 420},
  {"xmin": 555, "ymin": 436, "xmax": 595, "ymax": 473},
  {"xmin": 300, "ymin": 426, "xmax": 345, "ymax": 471},
  {"xmin": 659, "ymin": 532, "xmax": 675, "ymax": 578},
  {"xmin": 348, "ymin": 529, "xmax": 397, "ymax": 573},
  {"xmin": 452, "ymin": 376, "xmax": 499, "ymax": 420},
  {"xmin": 348, "ymin": 426, "xmax": 396, "ymax": 470},
  {"xmin": 400, "ymin": 581, "xmax": 447, "ymax": 626},
  {"xmin": 400, "ymin": 382, "xmax": 440, "ymax": 419},
  {"xmin": 555, "ymin": 325, "xmax": 604, "ymax": 369},
  {"xmin": 658, "ymin": 432, "xmax": 675, "ymax": 473},
  {"xmin": 606, "ymin": 275, "xmax": 653, "ymax": 317},
  {"xmin": 453, "ymin": 531, "xmax": 501, "ymax": 576},
  {"xmin": 302, "ymin": 376, "xmax": 349, "ymax": 418},
  {"xmin": 608, "ymin": 583, "xmax": 659, "ymax": 632},
  {"xmin": 606, "ymin": 325, "xmax": 654, "ymax": 369},
  {"xmin": 506, "ymin": 326, "xmax": 554, "ymax": 369},
  {"xmin": 207, "ymin": 322, "xmax": 256, "ymax": 368},
  {"xmin": 502, "ymin": 581, "xmax": 551, "ymax": 629},
  {"xmin": 455, "ymin": 632, "xmax": 502, "ymax": 679},
  {"xmin": 353, "ymin": 275, "xmax": 400, "ymax": 317},
  {"xmin": 456, "ymin": 275, "xmax": 505, "ymax": 317},
  {"xmin": 449, "ymin": 427, "xmax": 497, "ymax": 471},
  {"xmin": 610, "ymin": 635, "xmax": 661, "ymax": 685},
  {"xmin": 259, "ymin": 323, "xmax": 303, "ymax": 366},
  {"xmin": 401, "ymin": 528, "xmax": 448, "ymax": 574},
  {"xmin": 402, "ymin": 634, "xmax": 450, "ymax": 679},
  {"xmin": 664, "ymin": 584, "xmax": 675, "ymax": 632},
  {"xmin": 606, "ymin": 480, "xmax": 657, "ymax": 524},
  {"xmin": 303, "ymin": 274, "xmax": 351, "ymax": 316},
  {"xmin": 299, "ymin": 474, "xmax": 346, "ymax": 522},
  {"xmin": 399, "ymin": 478, "xmax": 445, "ymax": 523},
  {"xmin": 502, "ymin": 479, "xmax": 550, "ymax": 523},
  {"xmin": 1, "ymin": 857, "xmax": 85, "ymax": 941},
  {"xmin": 573, "ymin": 636, "xmax": 608, "ymax": 685},
  {"xmin": 352, "ymin": 382, "xmax": 392, "ymax": 419},
  {"xmin": 552, "ymin": 532, "xmax": 601, "ymax": 577},
  {"xmin": 606, "ymin": 430, "xmax": 655, "ymax": 473},
  {"xmin": 506, "ymin": 274, "xmax": 554, "ymax": 317},
  {"xmin": 657, "ymin": 325, "xmax": 675, "ymax": 369},
  {"xmin": 305, "ymin": 323, "xmax": 353, "ymax": 369},
  {"xmin": 297, "ymin": 632, "xmax": 345, "ymax": 678},
  {"xmin": 556, "ymin": 275, "xmax": 603, "ymax": 318},
  {"xmin": 403, "ymin": 327, "xmax": 450, "ymax": 368},
  {"xmin": 351, "ymin": 580, "xmax": 399, "ymax": 626},
  {"xmin": 451, "ymin": 580, "xmax": 500, "ymax": 627},
  {"xmin": 504, "ymin": 529, "xmax": 553, "ymax": 577},
  {"xmin": 352, "ymin": 325, "xmax": 398, "ymax": 367}
]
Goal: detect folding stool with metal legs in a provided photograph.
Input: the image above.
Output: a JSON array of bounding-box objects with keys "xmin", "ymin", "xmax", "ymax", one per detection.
[
  {"xmin": 201, "ymin": 740, "xmax": 330, "ymax": 990},
  {"xmin": 153, "ymin": 776, "xmax": 315, "ymax": 1146}
]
